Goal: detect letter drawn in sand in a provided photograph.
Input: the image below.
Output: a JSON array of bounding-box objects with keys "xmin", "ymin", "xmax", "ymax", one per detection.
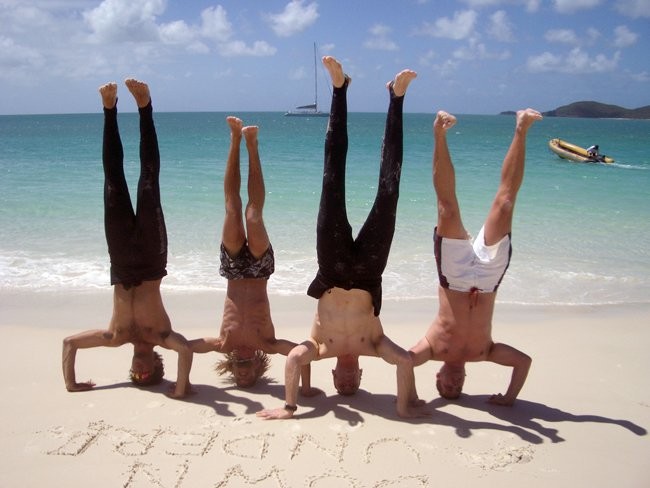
[
  {"xmin": 123, "ymin": 459, "xmax": 190, "ymax": 488},
  {"xmin": 212, "ymin": 464, "xmax": 286, "ymax": 488},
  {"xmin": 290, "ymin": 433, "xmax": 349, "ymax": 463},
  {"xmin": 45, "ymin": 420, "xmax": 109, "ymax": 456},
  {"xmin": 114, "ymin": 426, "xmax": 166, "ymax": 457},
  {"xmin": 305, "ymin": 467, "xmax": 361, "ymax": 488},
  {"xmin": 222, "ymin": 433, "xmax": 274, "ymax": 460},
  {"xmin": 374, "ymin": 475, "xmax": 429, "ymax": 487},
  {"xmin": 363, "ymin": 437, "xmax": 421, "ymax": 464},
  {"xmin": 162, "ymin": 430, "xmax": 220, "ymax": 457}
]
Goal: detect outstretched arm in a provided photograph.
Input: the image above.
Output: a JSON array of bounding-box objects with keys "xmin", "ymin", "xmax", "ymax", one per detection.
[
  {"xmin": 257, "ymin": 341, "xmax": 318, "ymax": 420},
  {"xmin": 162, "ymin": 331, "xmax": 194, "ymax": 399},
  {"xmin": 266, "ymin": 338, "xmax": 297, "ymax": 356},
  {"xmin": 486, "ymin": 342, "xmax": 532, "ymax": 406},
  {"xmin": 407, "ymin": 336, "xmax": 435, "ymax": 404},
  {"xmin": 187, "ymin": 337, "xmax": 224, "ymax": 353},
  {"xmin": 266, "ymin": 338, "xmax": 320, "ymax": 397},
  {"xmin": 62, "ymin": 329, "xmax": 122, "ymax": 392},
  {"xmin": 409, "ymin": 336, "xmax": 434, "ymax": 367},
  {"xmin": 376, "ymin": 335, "xmax": 428, "ymax": 418}
]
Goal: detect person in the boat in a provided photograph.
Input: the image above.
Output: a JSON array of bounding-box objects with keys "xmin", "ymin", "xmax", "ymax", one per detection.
[
  {"xmin": 407, "ymin": 108, "xmax": 543, "ymax": 406},
  {"xmin": 587, "ymin": 145, "xmax": 600, "ymax": 159},
  {"xmin": 62, "ymin": 79, "xmax": 193, "ymax": 398},
  {"xmin": 257, "ymin": 56, "xmax": 426, "ymax": 420},
  {"xmin": 188, "ymin": 117, "xmax": 315, "ymax": 391}
]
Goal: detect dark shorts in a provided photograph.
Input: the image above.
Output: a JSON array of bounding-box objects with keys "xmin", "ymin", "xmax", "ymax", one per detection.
[
  {"xmin": 308, "ymin": 272, "xmax": 383, "ymax": 317},
  {"xmin": 220, "ymin": 242, "xmax": 275, "ymax": 280},
  {"xmin": 110, "ymin": 261, "xmax": 167, "ymax": 289}
]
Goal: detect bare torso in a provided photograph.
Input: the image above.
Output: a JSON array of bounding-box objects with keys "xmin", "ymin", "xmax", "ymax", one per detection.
[
  {"xmin": 425, "ymin": 286, "xmax": 497, "ymax": 363},
  {"xmin": 310, "ymin": 287, "xmax": 384, "ymax": 359},
  {"xmin": 219, "ymin": 279, "xmax": 276, "ymax": 352},
  {"xmin": 109, "ymin": 279, "xmax": 171, "ymax": 346}
]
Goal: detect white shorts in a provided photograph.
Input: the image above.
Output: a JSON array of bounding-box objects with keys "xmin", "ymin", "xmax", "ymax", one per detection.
[{"xmin": 434, "ymin": 226, "xmax": 511, "ymax": 293}]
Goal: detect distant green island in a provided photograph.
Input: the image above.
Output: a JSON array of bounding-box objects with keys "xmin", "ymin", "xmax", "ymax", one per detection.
[{"xmin": 501, "ymin": 101, "xmax": 650, "ymax": 119}]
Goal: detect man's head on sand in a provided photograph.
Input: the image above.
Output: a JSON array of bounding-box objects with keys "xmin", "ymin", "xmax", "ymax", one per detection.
[
  {"xmin": 130, "ymin": 350, "xmax": 165, "ymax": 386},
  {"xmin": 332, "ymin": 356, "xmax": 362, "ymax": 396},
  {"xmin": 436, "ymin": 363, "xmax": 466, "ymax": 399},
  {"xmin": 215, "ymin": 349, "xmax": 270, "ymax": 388}
]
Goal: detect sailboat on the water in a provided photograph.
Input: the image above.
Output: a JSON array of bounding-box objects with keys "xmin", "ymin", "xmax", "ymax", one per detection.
[{"xmin": 285, "ymin": 43, "xmax": 328, "ymax": 117}]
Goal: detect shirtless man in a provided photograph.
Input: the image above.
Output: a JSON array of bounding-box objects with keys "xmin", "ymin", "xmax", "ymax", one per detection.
[
  {"xmin": 257, "ymin": 57, "xmax": 423, "ymax": 419},
  {"xmin": 189, "ymin": 118, "xmax": 313, "ymax": 390},
  {"xmin": 62, "ymin": 79, "xmax": 192, "ymax": 399},
  {"xmin": 408, "ymin": 108, "xmax": 542, "ymax": 406}
]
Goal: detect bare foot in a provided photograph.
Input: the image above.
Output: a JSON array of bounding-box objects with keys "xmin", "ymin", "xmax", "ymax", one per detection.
[
  {"xmin": 99, "ymin": 82, "xmax": 117, "ymax": 109},
  {"xmin": 227, "ymin": 116, "xmax": 243, "ymax": 139},
  {"xmin": 242, "ymin": 125, "xmax": 258, "ymax": 148},
  {"xmin": 124, "ymin": 78, "xmax": 151, "ymax": 108},
  {"xmin": 516, "ymin": 108, "xmax": 543, "ymax": 133},
  {"xmin": 390, "ymin": 69, "xmax": 417, "ymax": 97},
  {"xmin": 322, "ymin": 56, "xmax": 348, "ymax": 88},
  {"xmin": 434, "ymin": 110, "xmax": 457, "ymax": 134}
]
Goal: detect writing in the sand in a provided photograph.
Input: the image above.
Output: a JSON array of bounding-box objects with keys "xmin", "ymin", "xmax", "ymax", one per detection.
[{"xmin": 40, "ymin": 421, "xmax": 429, "ymax": 487}]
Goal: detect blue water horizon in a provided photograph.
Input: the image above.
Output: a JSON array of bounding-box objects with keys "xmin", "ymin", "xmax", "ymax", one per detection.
[{"xmin": 1, "ymin": 111, "xmax": 649, "ymax": 306}]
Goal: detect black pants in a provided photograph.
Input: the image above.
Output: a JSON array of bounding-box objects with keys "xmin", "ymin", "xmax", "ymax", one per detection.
[
  {"xmin": 307, "ymin": 80, "xmax": 404, "ymax": 316},
  {"xmin": 103, "ymin": 103, "xmax": 167, "ymax": 288}
]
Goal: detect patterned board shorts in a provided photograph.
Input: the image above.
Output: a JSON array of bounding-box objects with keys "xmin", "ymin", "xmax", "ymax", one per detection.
[{"xmin": 219, "ymin": 242, "xmax": 275, "ymax": 280}]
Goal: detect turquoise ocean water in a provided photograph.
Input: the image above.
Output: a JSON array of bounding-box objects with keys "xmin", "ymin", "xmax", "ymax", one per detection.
[{"xmin": 1, "ymin": 110, "xmax": 649, "ymax": 306}]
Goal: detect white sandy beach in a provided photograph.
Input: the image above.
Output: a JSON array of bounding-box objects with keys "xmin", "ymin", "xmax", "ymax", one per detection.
[{"xmin": 1, "ymin": 290, "xmax": 648, "ymax": 487}]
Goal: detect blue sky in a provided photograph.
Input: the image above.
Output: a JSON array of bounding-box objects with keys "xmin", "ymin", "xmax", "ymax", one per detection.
[{"xmin": 1, "ymin": 0, "xmax": 648, "ymax": 114}]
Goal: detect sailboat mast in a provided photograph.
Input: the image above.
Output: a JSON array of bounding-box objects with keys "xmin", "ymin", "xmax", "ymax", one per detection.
[{"xmin": 313, "ymin": 42, "xmax": 318, "ymax": 110}]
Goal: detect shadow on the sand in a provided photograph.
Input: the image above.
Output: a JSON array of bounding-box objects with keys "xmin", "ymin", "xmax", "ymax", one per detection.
[
  {"xmin": 112, "ymin": 379, "xmax": 646, "ymax": 446},
  {"xmin": 150, "ymin": 378, "xmax": 291, "ymax": 417},
  {"xmin": 444, "ymin": 394, "xmax": 648, "ymax": 443}
]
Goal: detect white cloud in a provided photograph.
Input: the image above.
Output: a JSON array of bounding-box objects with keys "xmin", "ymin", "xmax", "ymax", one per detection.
[
  {"xmin": 0, "ymin": 0, "xmax": 283, "ymax": 91},
  {"xmin": 460, "ymin": 0, "xmax": 502, "ymax": 6},
  {"xmin": 83, "ymin": 0, "xmax": 165, "ymax": 43},
  {"xmin": 2, "ymin": 4, "xmax": 52, "ymax": 33},
  {"xmin": 185, "ymin": 41, "xmax": 210, "ymax": 55},
  {"xmin": 415, "ymin": 10, "xmax": 478, "ymax": 40},
  {"xmin": 364, "ymin": 24, "xmax": 399, "ymax": 51},
  {"xmin": 453, "ymin": 38, "xmax": 511, "ymax": 61},
  {"xmin": 200, "ymin": 5, "xmax": 233, "ymax": 42},
  {"xmin": 630, "ymin": 70, "xmax": 650, "ymax": 82},
  {"xmin": 615, "ymin": 0, "xmax": 650, "ymax": 18},
  {"xmin": 418, "ymin": 49, "xmax": 438, "ymax": 67},
  {"xmin": 266, "ymin": 0, "xmax": 319, "ymax": 37},
  {"xmin": 545, "ymin": 28, "xmax": 579, "ymax": 45},
  {"xmin": 586, "ymin": 27, "xmax": 601, "ymax": 45},
  {"xmin": 0, "ymin": 36, "xmax": 45, "ymax": 80},
  {"xmin": 363, "ymin": 38, "xmax": 399, "ymax": 51},
  {"xmin": 545, "ymin": 27, "xmax": 603, "ymax": 47},
  {"xmin": 289, "ymin": 66, "xmax": 307, "ymax": 80},
  {"xmin": 84, "ymin": 2, "xmax": 274, "ymax": 58},
  {"xmin": 369, "ymin": 24, "xmax": 391, "ymax": 37},
  {"xmin": 159, "ymin": 20, "xmax": 195, "ymax": 45},
  {"xmin": 319, "ymin": 43, "xmax": 335, "ymax": 54},
  {"xmin": 613, "ymin": 25, "xmax": 638, "ymax": 47},
  {"xmin": 432, "ymin": 59, "xmax": 461, "ymax": 78},
  {"xmin": 553, "ymin": 0, "xmax": 602, "ymax": 14},
  {"xmin": 460, "ymin": 0, "xmax": 541, "ymax": 12},
  {"xmin": 487, "ymin": 10, "xmax": 514, "ymax": 42},
  {"xmin": 527, "ymin": 47, "xmax": 620, "ymax": 73},
  {"xmin": 523, "ymin": 0, "xmax": 542, "ymax": 11},
  {"xmin": 217, "ymin": 40, "xmax": 277, "ymax": 57}
]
